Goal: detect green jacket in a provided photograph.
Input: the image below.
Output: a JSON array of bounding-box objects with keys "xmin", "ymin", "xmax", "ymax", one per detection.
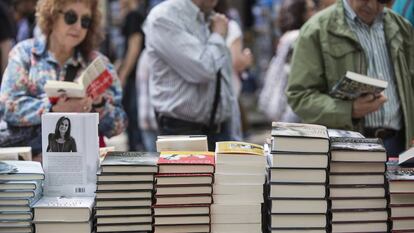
[{"xmin": 287, "ymin": 0, "xmax": 414, "ymax": 148}]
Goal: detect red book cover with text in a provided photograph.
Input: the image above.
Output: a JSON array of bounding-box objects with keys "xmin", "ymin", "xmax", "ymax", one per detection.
[{"xmin": 157, "ymin": 151, "xmax": 215, "ymax": 174}]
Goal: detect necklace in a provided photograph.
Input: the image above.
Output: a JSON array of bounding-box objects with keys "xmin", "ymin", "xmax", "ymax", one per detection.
[{"xmin": 57, "ymin": 142, "xmax": 64, "ymax": 152}]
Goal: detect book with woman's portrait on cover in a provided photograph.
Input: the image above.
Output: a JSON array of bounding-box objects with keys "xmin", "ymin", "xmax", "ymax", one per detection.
[{"xmin": 42, "ymin": 113, "xmax": 99, "ymax": 197}]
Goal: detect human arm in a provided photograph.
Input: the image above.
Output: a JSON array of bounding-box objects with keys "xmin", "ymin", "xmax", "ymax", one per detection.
[
  {"xmin": 118, "ymin": 32, "xmax": 143, "ymax": 87},
  {"xmin": 230, "ymin": 38, "xmax": 253, "ymax": 73},
  {"xmin": 89, "ymin": 53, "xmax": 127, "ymax": 138},
  {"xmin": 0, "ymin": 43, "xmax": 54, "ymax": 126},
  {"xmin": 286, "ymin": 28, "xmax": 355, "ymax": 129},
  {"xmin": 146, "ymin": 13, "xmax": 228, "ymax": 83},
  {"xmin": 0, "ymin": 39, "xmax": 12, "ymax": 74}
]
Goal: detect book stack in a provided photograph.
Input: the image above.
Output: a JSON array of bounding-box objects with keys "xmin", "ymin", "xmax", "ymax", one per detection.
[
  {"xmin": 329, "ymin": 137, "xmax": 388, "ymax": 233},
  {"xmin": 0, "ymin": 161, "xmax": 44, "ymax": 233},
  {"xmin": 387, "ymin": 157, "xmax": 414, "ymax": 232},
  {"xmin": 154, "ymin": 151, "xmax": 215, "ymax": 233},
  {"xmin": 95, "ymin": 151, "xmax": 159, "ymax": 233},
  {"xmin": 268, "ymin": 122, "xmax": 330, "ymax": 233},
  {"xmin": 33, "ymin": 196, "xmax": 94, "ymax": 233},
  {"xmin": 211, "ymin": 141, "xmax": 265, "ymax": 233}
]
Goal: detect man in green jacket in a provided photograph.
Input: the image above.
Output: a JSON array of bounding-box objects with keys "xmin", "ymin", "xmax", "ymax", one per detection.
[{"xmin": 287, "ymin": 0, "xmax": 414, "ymax": 156}]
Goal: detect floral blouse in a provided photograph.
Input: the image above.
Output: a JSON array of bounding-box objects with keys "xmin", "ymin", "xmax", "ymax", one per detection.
[{"xmin": 0, "ymin": 34, "xmax": 127, "ymax": 138}]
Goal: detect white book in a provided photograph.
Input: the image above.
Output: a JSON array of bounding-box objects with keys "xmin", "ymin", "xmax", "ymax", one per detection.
[
  {"xmin": 44, "ymin": 56, "xmax": 111, "ymax": 99},
  {"xmin": 33, "ymin": 196, "xmax": 94, "ymax": 222},
  {"xmin": 42, "ymin": 113, "xmax": 99, "ymax": 197},
  {"xmin": 0, "ymin": 147, "xmax": 32, "ymax": 161}
]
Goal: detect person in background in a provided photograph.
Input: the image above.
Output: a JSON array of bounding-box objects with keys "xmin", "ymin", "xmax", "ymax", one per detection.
[
  {"xmin": 287, "ymin": 0, "xmax": 414, "ymax": 156},
  {"xmin": 392, "ymin": 0, "xmax": 414, "ymax": 26},
  {"xmin": 214, "ymin": 0, "xmax": 252, "ymax": 137},
  {"xmin": 118, "ymin": 0, "xmax": 145, "ymax": 151},
  {"xmin": 0, "ymin": 0, "xmax": 126, "ymax": 158},
  {"xmin": 0, "ymin": 1, "xmax": 15, "ymax": 79},
  {"xmin": 145, "ymin": 0, "xmax": 239, "ymax": 150},
  {"xmin": 259, "ymin": 0, "xmax": 316, "ymax": 123},
  {"xmin": 12, "ymin": 0, "xmax": 37, "ymax": 43},
  {"xmin": 136, "ymin": 49, "xmax": 158, "ymax": 152},
  {"xmin": 47, "ymin": 116, "xmax": 77, "ymax": 152}
]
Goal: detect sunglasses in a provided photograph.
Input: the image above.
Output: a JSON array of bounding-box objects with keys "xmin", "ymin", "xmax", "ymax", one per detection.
[
  {"xmin": 377, "ymin": 0, "xmax": 392, "ymax": 3},
  {"xmin": 59, "ymin": 10, "xmax": 92, "ymax": 29}
]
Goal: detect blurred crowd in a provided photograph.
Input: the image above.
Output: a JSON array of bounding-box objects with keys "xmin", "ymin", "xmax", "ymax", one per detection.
[{"xmin": 0, "ymin": 0, "xmax": 413, "ymax": 157}]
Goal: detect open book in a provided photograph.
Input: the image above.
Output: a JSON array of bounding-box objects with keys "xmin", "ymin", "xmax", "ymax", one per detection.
[
  {"xmin": 330, "ymin": 71, "xmax": 388, "ymax": 100},
  {"xmin": 44, "ymin": 56, "xmax": 113, "ymax": 103}
]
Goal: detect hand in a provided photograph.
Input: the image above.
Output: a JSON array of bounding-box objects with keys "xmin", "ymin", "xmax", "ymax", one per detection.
[
  {"xmin": 242, "ymin": 48, "xmax": 253, "ymax": 67},
  {"xmin": 52, "ymin": 95, "xmax": 93, "ymax": 113},
  {"xmin": 210, "ymin": 13, "xmax": 228, "ymax": 39},
  {"xmin": 352, "ymin": 93, "xmax": 387, "ymax": 119}
]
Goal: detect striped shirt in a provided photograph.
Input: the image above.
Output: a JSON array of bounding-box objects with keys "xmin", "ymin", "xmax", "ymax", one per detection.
[
  {"xmin": 343, "ymin": 0, "xmax": 402, "ymax": 130},
  {"xmin": 144, "ymin": 0, "xmax": 234, "ymax": 124}
]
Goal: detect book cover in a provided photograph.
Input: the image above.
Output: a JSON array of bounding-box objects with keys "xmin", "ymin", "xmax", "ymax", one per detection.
[
  {"xmin": 41, "ymin": 113, "xmax": 99, "ymax": 197},
  {"xmin": 44, "ymin": 56, "xmax": 113, "ymax": 103},
  {"xmin": 330, "ymin": 137, "xmax": 385, "ymax": 151},
  {"xmin": 399, "ymin": 147, "xmax": 414, "ymax": 166},
  {"xmin": 216, "ymin": 141, "xmax": 264, "ymax": 155},
  {"xmin": 329, "ymin": 71, "xmax": 388, "ymax": 100},
  {"xmin": 0, "ymin": 147, "xmax": 32, "ymax": 161},
  {"xmin": 327, "ymin": 129, "xmax": 365, "ymax": 138},
  {"xmin": 158, "ymin": 151, "xmax": 215, "ymax": 166},
  {"xmin": 156, "ymin": 135, "xmax": 208, "ymax": 152},
  {"xmin": 271, "ymin": 122, "xmax": 328, "ymax": 139},
  {"xmin": 101, "ymin": 151, "xmax": 159, "ymax": 167},
  {"xmin": 33, "ymin": 196, "xmax": 94, "ymax": 222},
  {"xmin": 387, "ymin": 158, "xmax": 414, "ymax": 182},
  {"xmin": 0, "ymin": 161, "xmax": 44, "ymax": 181}
]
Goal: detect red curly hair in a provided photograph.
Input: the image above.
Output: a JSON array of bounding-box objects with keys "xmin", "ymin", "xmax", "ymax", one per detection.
[{"xmin": 36, "ymin": 0, "xmax": 103, "ymax": 58}]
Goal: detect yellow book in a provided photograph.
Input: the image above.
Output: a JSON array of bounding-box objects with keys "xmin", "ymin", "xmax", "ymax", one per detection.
[{"xmin": 216, "ymin": 141, "xmax": 264, "ymax": 156}]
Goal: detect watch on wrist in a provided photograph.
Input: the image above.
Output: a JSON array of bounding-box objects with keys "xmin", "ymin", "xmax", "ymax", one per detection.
[{"xmin": 92, "ymin": 97, "xmax": 106, "ymax": 109}]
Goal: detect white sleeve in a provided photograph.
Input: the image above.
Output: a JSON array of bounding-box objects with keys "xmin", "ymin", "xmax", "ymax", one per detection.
[{"xmin": 226, "ymin": 20, "xmax": 242, "ymax": 48}]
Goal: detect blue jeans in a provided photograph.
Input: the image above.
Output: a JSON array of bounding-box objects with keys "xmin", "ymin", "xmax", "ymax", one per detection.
[
  {"xmin": 141, "ymin": 130, "xmax": 158, "ymax": 152},
  {"xmin": 382, "ymin": 129, "xmax": 405, "ymax": 157}
]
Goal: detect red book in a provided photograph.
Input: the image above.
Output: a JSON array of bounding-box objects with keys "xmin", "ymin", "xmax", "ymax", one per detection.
[
  {"xmin": 155, "ymin": 173, "xmax": 213, "ymax": 185},
  {"xmin": 157, "ymin": 151, "xmax": 215, "ymax": 174},
  {"xmin": 45, "ymin": 56, "xmax": 113, "ymax": 104}
]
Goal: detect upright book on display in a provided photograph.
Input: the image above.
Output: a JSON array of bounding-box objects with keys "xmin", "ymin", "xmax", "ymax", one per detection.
[{"xmin": 41, "ymin": 113, "xmax": 99, "ymax": 197}]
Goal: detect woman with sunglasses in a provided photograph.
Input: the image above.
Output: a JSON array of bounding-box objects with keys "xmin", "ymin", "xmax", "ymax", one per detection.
[{"xmin": 0, "ymin": 0, "xmax": 127, "ymax": 159}]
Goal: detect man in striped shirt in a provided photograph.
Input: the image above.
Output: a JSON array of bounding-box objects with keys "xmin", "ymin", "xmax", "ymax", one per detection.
[
  {"xmin": 287, "ymin": 0, "xmax": 414, "ymax": 156},
  {"xmin": 144, "ymin": 0, "xmax": 239, "ymax": 150}
]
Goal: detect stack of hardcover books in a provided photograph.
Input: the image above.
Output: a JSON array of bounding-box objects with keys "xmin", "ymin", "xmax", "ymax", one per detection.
[
  {"xmin": 387, "ymin": 157, "xmax": 414, "ymax": 232},
  {"xmin": 0, "ymin": 161, "xmax": 44, "ymax": 233},
  {"xmin": 95, "ymin": 151, "xmax": 158, "ymax": 233},
  {"xmin": 267, "ymin": 122, "xmax": 329, "ymax": 233},
  {"xmin": 154, "ymin": 151, "xmax": 215, "ymax": 233},
  {"xmin": 211, "ymin": 141, "xmax": 265, "ymax": 233},
  {"xmin": 329, "ymin": 137, "xmax": 388, "ymax": 233},
  {"xmin": 33, "ymin": 196, "xmax": 94, "ymax": 233}
]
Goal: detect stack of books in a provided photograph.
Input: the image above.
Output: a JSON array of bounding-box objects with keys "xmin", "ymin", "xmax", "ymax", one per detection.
[
  {"xmin": 329, "ymin": 137, "xmax": 388, "ymax": 233},
  {"xmin": 387, "ymin": 157, "xmax": 414, "ymax": 232},
  {"xmin": 268, "ymin": 122, "xmax": 330, "ymax": 233},
  {"xmin": 154, "ymin": 151, "xmax": 215, "ymax": 233},
  {"xmin": 95, "ymin": 151, "xmax": 158, "ymax": 233},
  {"xmin": 33, "ymin": 197, "xmax": 94, "ymax": 233},
  {"xmin": 0, "ymin": 161, "xmax": 44, "ymax": 233},
  {"xmin": 211, "ymin": 141, "xmax": 265, "ymax": 233}
]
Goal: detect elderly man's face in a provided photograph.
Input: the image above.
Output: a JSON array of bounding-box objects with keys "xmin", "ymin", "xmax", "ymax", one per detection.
[
  {"xmin": 198, "ymin": 0, "xmax": 219, "ymax": 14},
  {"xmin": 347, "ymin": 0, "xmax": 385, "ymax": 25}
]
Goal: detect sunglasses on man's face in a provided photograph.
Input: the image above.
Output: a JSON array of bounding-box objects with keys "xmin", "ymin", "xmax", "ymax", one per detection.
[
  {"xmin": 59, "ymin": 10, "xmax": 92, "ymax": 29},
  {"xmin": 377, "ymin": 0, "xmax": 392, "ymax": 4}
]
